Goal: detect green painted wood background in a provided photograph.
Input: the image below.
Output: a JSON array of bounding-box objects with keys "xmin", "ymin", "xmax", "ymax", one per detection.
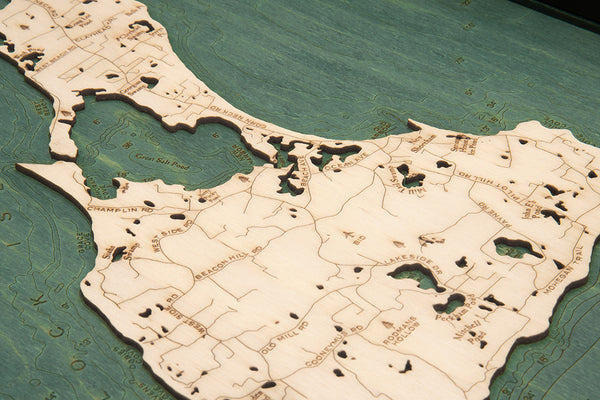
[{"xmin": 0, "ymin": 0, "xmax": 598, "ymax": 399}]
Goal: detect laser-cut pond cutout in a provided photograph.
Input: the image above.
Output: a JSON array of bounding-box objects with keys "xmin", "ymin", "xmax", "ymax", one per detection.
[
  {"xmin": 397, "ymin": 163, "xmax": 425, "ymax": 188},
  {"xmin": 387, "ymin": 263, "xmax": 445, "ymax": 293},
  {"xmin": 434, "ymin": 294, "xmax": 466, "ymax": 314},
  {"xmin": 541, "ymin": 209, "xmax": 565, "ymax": 225},
  {"xmin": 111, "ymin": 246, "xmax": 126, "ymax": 262},
  {"xmin": 311, "ymin": 144, "xmax": 362, "ymax": 172},
  {"xmin": 483, "ymin": 294, "xmax": 505, "ymax": 307},
  {"xmin": 455, "ymin": 256, "xmax": 468, "ymax": 268},
  {"xmin": 544, "ymin": 184, "xmax": 565, "ymax": 196},
  {"xmin": 494, "ymin": 237, "xmax": 543, "ymax": 259}
]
